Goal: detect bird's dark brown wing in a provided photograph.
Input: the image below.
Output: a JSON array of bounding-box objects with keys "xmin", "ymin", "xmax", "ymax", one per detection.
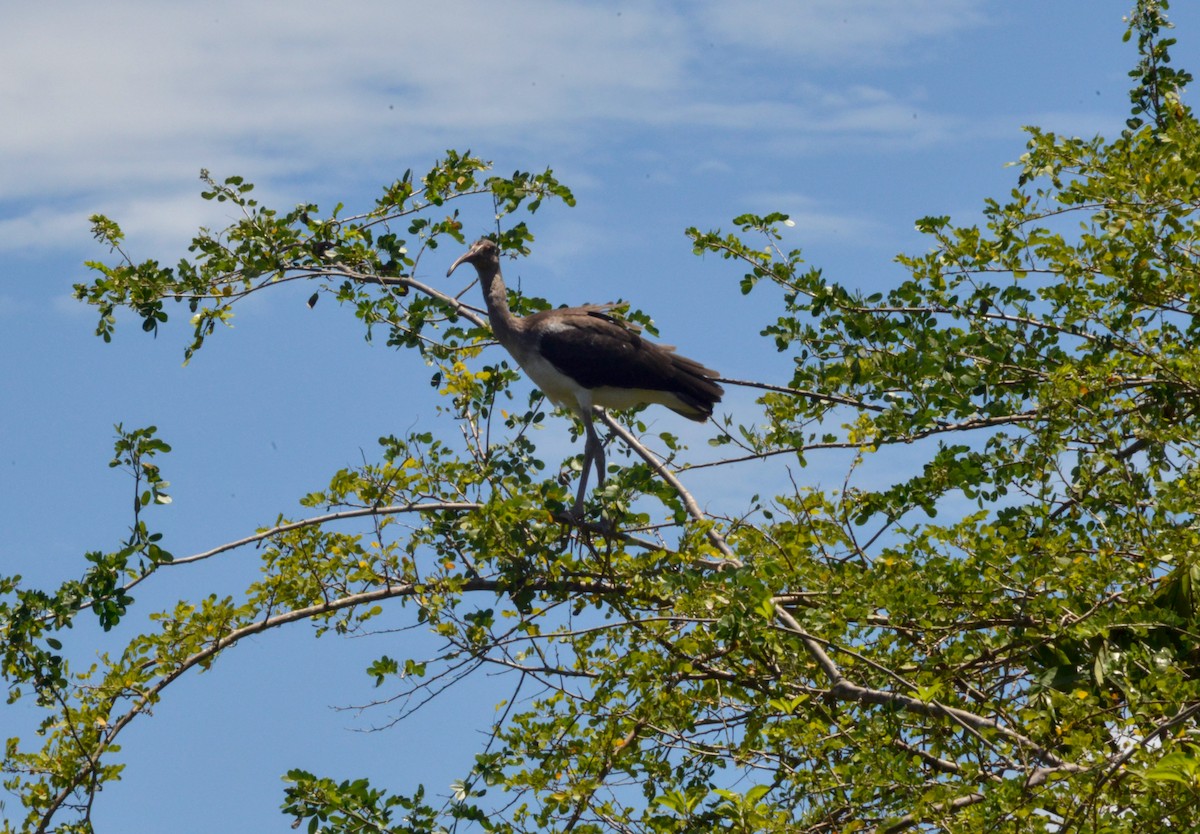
[{"xmin": 529, "ymin": 308, "xmax": 724, "ymax": 418}]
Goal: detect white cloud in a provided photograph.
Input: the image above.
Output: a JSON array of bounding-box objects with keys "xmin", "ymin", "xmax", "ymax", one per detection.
[
  {"xmin": 694, "ymin": 159, "xmax": 735, "ymax": 176},
  {"xmin": 51, "ymin": 293, "xmax": 92, "ymax": 318},
  {"xmin": 0, "ymin": 295, "xmax": 32, "ymax": 318},
  {"xmin": 737, "ymin": 191, "xmax": 888, "ymax": 245},
  {"xmin": 695, "ymin": 0, "xmax": 989, "ymax": 65},
  {"xmin": 1, "ymin": 0, "xmax": 997, "ymax": 200},
  {"xmin": 90, "ymin": 190, "xmax": 242, "ymax": 255},
  {"xmin": 1017, "ymin": 109, "xmax": 1128, "ymax": 140},
  {"xmin": 656, "ymin": 89, "xmax": 961, "ymax": 153},
  {"xmin": 0, "ymin": 207, "xmax": 93, "ymax": 253},
  {"xmin": 1, "ymin": 1, "xmax": 691, "ymax": 201},
  {"xmin": 0, "ymin": 188, "xmax": 253, "ymax": 259},
  {"xmin": 0, "ymin": 0, "xmax": 1017, "ymax": 262}
]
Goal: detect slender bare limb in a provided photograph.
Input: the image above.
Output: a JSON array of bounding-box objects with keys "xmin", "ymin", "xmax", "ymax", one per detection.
[
  {"xmin": 772, "ymin": 607, "xmax": 1082, "ymax": 772},
  {"xmin": 599, "ymin": 411, "xmax": 739, "ymax": 566},
  {"xmin": 34, "ymin": 574, "xmax": 629, "ymax": 832},
  {"xmin": 170, "ymin": 502, "xmax": 482, "ymax": 566}
]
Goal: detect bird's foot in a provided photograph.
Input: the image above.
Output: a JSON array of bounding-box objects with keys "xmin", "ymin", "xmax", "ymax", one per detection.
[{"xmin": 553, "ymin": 506, "xmax": 617, "ymax": 537}]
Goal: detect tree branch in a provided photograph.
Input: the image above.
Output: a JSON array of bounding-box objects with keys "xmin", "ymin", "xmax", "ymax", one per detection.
[{"xmin": 599, "ymin": 411, "xmax": 739, "ymax": 566}]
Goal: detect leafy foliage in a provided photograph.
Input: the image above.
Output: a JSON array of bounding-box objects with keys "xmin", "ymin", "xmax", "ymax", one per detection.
[
  {"xmin": 7, "ymin": 5, "xmax": 1200, "ymax": 832},
  {"xmin": 78, "ymin": 152, "xmax": 573, "ymax": 364}
]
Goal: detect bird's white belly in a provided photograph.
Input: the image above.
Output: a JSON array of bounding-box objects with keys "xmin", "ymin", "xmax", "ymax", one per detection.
[
  {"xmin": 517, "ymin": 352, "xmax": 590, "ymax": 414},
  {"xmin": 515, "ymin": 352, "xmax": 692, "ymax": 418}
]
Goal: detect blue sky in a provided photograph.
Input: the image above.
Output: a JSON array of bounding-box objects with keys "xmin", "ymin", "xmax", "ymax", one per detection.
[{"xmin": 2, "ymin": 1, "xmax": 1197, "ymax": 830}]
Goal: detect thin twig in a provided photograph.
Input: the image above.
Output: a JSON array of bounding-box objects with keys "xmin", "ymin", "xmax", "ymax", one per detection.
[{"xmin": 599, "ymin": 412, "xmax": 739, "ymax": 566}]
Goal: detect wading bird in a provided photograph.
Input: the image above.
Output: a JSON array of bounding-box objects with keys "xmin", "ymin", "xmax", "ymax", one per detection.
[{"xmin": 446, "ymin": 238, "xmax": 723, "ymax": 517}]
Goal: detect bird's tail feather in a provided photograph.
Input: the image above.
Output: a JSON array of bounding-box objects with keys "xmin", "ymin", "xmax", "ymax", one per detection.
[{"xmin": 668, "ymin": 354, "xmax": 724, "ymax": 422}]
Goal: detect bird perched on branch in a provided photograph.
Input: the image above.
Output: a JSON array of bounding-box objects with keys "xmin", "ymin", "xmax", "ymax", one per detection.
[{"xmin": 447, "ymin": 237, "xmax": 724, "ymax": 518}]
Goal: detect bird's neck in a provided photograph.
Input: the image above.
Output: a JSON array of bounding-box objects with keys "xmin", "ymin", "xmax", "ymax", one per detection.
[{"xmin": 480, "ymin": 270, "xmax": 526, "ymax": 355}]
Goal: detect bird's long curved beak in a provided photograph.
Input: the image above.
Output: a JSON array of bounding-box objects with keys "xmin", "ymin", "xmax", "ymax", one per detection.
[{"xmin": 446, "ymin": 252, "xmax": 471, "ymax": 277}]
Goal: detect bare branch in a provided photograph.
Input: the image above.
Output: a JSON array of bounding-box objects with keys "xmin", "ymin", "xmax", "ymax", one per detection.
[{"xmin": 599, "ymin": 411, "xmax": 739, "ymax": 566}]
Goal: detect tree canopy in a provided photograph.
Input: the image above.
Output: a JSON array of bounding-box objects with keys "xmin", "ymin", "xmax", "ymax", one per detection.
[{"xmin": 6, "ymin": 3, "xmax": 1200, "ymax": 832}]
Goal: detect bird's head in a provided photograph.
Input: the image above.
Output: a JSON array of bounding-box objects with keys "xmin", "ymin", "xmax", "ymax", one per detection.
[{"xmin": 446, "ymin": 237, "xmax": 500, "ymax": 277}]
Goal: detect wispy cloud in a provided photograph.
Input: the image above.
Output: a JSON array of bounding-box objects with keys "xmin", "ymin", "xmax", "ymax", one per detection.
[
  {"xmin": 5, "ymin": 0, "xmax": 1076, "ymax": 284},
  {"xmin": 735, "ymin": 191, "xmax": 889, "ymax": 246},
  {"xmin": 0, "ymin": 189, "xmax": 259, "ymax": 261},
  {"xmin": 0, "ymin": 295, "xmax": 31, "ymax": 318},
  {"xmin": 2, "ymin": 0, "xmax": 998, "ymax": 208},
  {"xmin": 0, "ymin": 207, "xmax": 94, "ymax": 254},
  {"xmin": 2, "ymin": 2, "xmax": 689, "ymax": 200},
  {"xmin": 694, "ymin": 0, "xmax": 990, "ymax": 66}
]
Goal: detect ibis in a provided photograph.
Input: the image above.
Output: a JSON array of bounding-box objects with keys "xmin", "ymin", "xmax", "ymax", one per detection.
[{"xmin": 446, "ymin": 238, "xmax": 724, "ymax": 517}]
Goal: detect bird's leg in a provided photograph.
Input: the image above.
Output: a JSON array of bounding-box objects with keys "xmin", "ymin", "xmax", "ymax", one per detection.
[
  {"xmin": 591, "ymin": 410, "xmax": 607, "ymax": 488},
  {"xmin": 573, "ymin": 415, "xmax": 604, "ymax": 517}
]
